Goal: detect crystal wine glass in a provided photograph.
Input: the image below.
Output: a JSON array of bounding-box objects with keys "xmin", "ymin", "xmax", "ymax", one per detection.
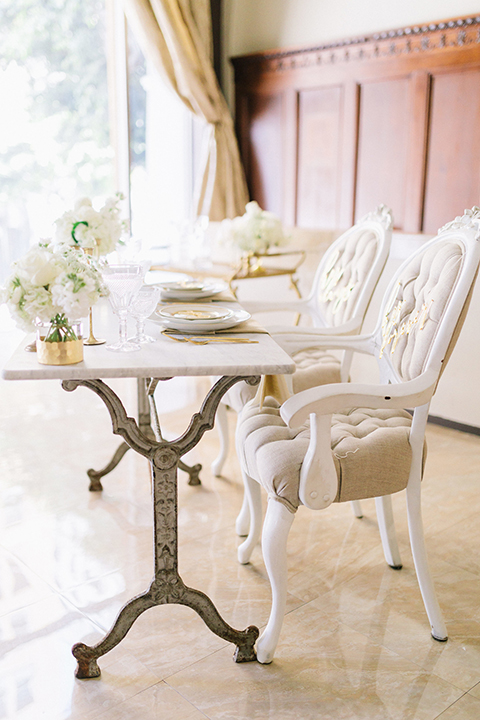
[
  {"xmin": 128, "ymin": 285, "xmax": 161, "ymax": 343},
  {"xmin": 102, "ymin": 264, "xmax": 144, "ymax": 352}
]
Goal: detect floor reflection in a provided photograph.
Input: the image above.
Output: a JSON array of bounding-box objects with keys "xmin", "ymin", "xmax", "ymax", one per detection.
[{"xmin": 1, "ymin": 369, "xmax": 480, "ymax": 719}]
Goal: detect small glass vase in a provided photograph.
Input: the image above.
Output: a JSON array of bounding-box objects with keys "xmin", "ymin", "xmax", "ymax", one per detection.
[{"xmin": 36, "ymin": 316, "xmax": 84, "ymax": 365}]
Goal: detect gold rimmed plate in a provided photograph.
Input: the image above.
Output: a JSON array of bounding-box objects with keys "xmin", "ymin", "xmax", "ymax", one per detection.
[
  {"xmin": 155, "ymin": 304, "xmax": 250, "ymax": 332},
  {"xmin": 158, "ymin": 304, "xmax": 233, "ymax": 322},
  {"xmin": 157, "ymin": 280, "xmax": 228, "ymax": 301}
]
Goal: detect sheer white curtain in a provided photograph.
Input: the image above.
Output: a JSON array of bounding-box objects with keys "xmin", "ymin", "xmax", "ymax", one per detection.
[{"xmin": 123, "ymin": 0, "xmax": 249, "ymax": 220}]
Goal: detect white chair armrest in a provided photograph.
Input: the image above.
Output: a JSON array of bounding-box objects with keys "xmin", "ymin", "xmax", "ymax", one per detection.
[
  {"xmin": 281, "ymin": 370, "xmax": 438, "ymax": 428},
  {"xmin": 271, "ymin": 330, "xmax": 375, "ymax": 357},
  {"xmin": 268, "ymin": 318, "xmax": 361, "ymax": 335},
  {"xmin": 238, "ymin": 298, "xmax": 311, "ymax": 314}
]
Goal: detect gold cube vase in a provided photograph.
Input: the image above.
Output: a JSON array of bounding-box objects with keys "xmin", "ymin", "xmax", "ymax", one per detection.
[
  {"xmin": 36, "ymin": 319, "xmax": 84, "ymax": 365},
  {"xmin": 36, "ymin": 337, "xmax": 84, "ymax": 365}
]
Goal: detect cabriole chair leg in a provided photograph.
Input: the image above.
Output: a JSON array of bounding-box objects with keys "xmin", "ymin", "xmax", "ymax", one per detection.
[
  {"xmin": 237, "ymin": 471, "xmax": 262, "ymax": 565},
  {"xmin": 350, "ymin": 500, "xmax": 363, "ymax": 518},
  {"xmin": 256, "ymin": 499, "xmax": 295, "ymax": 664},
  {"xmin": 235, "ymin": 493, "xmax": 250, "ymax": 537},
  {"xmin": 406, "ymin": 480, "xmax": 447, "ymax": 642},
  {"xmin": 212, "ymin": 401, "xmax": 229, "ymax": 477},
  {"xmin": 375, "ymin": 495, "xmax": 403, "ymax": 569}
]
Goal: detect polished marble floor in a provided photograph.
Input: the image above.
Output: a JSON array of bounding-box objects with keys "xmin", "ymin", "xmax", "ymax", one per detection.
[{"xmin": 1, "ymin": 343, "xmax": 480, "ymax": 719}]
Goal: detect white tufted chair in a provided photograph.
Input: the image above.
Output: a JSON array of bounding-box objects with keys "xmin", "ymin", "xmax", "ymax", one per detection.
[
  {"xmin": 236, "ymin": 207, "xmax": 480, "ymax": 664},
  {"xmin": 213, "ymin": 205, "xmax": 393, "ymax": 535}
]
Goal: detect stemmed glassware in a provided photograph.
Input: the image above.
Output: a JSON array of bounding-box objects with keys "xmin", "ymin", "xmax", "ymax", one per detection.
[
  {"xmin": 128, "ymin": 285, "xmax": 161, "ymax": 344},
  {"xmin": 102, "ymin": 264, "xmax": 144, "ymax": 352}
]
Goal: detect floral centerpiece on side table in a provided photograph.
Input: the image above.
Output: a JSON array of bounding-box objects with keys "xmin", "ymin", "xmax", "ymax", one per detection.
[
  {"xmin": 219, "ymin": 201, "xmax": 289, "ymax": 272},
  {"xmin": 2, "ymin": 242, "xmax": 106, "ymax": 365},
  {"xmin": 54, "ymin": 193, "xmax": 129, "ymax": 344},
  {"xmin": 54, "ymin": 193, "xmax": 128, "ymax": 256}
]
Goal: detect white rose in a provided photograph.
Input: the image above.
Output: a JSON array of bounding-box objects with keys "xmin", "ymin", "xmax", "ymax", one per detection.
[
  {"xmin": 31, "ymin": 257, "xmax": 63, "ymax": 287},
  {"xmin": 15, "ymin": 246, "xmax": 62, "ymax": 287}
]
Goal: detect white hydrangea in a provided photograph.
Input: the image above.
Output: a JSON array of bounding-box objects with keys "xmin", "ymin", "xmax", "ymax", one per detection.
[
  {"xmin": 54, "ymin": 193, "xmax": 128, "ymax": 256},
  {"xmin": 50, "ymin": 272, "xmax": 99, "ymax": 319},
  {"xmin": 1, "ymin": 242, "xmax": 106, "ymax": 332},
  {"xmin": 219, "ymin": 201, "xmax": 288, "ymax": 254}
]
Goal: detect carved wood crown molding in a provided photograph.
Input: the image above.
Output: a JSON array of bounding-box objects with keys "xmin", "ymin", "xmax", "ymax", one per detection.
[{"xmin": 231, "ymin": 15, "xmax": 480, "ymax": 75}]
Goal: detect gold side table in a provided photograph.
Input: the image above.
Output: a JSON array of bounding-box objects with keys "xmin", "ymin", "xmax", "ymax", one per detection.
[{"xmin": 151, "ymin": 248, "xmax": 306, "ymax": 299}]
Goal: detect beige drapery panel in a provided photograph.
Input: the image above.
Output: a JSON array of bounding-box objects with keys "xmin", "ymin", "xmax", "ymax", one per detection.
[{"xmin": 122, "ymin": 0, "xmax": 249, "ymax": 220}]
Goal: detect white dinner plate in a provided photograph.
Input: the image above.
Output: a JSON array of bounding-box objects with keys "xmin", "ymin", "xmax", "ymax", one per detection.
[
  {"xmin": 157, "ymin": 280, "xmax": 228, "ymax": 301},
  {"xmin": 154, "ymin": 305, "xmax": 251, "ymax": 332},
  {"xmin": 158, "ymin": 304, "xmax": 233, "ymax": 322}
]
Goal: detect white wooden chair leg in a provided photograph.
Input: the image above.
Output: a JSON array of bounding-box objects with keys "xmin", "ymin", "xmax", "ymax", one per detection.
[
  {"xmin": 235, "ymin": 492, "xmax": 250, "ymax": 537},
  {"xmin": 237, "ymin": 470, "xmax": 262, "ymax": 564},
  {"xmin": 256, "ymin": 499, "xmax": 295, "ymax": 664},
  {"xmin": 350, "ymin": 500, "xmax": 363, "ymax": 518},
  {"xmin": 406, "ymin": 480, "xmax": 447, "ymax": 641},
  {"xmin": 211, "ymin": 401, "xmax": 229, "ymax": 477},
  {"xmin": 234, "ymin": 412, "xmax": 250, "ymax": 536},
  {"xmin": 375, "ymin": 495, "xmax": 403, "ymax": 569}
]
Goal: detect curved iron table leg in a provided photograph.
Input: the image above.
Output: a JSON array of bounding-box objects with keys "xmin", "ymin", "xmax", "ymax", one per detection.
[
  {"xmin": 87, "ymin": 442, "xmax": 130, "ymax": 491},
  {"xmin": 87, "ymin": 378, "xmax": 203, "ymax": 490},
  {"xmin": 63, "ymin": 374, "xmax": 260, "ymax": 677}
]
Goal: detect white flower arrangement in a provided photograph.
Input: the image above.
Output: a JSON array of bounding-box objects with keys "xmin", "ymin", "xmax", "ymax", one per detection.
[
  {"xmin": 54, "ymin": 193, "xmax": 128, "ymax": 256},
  {"xmin": 219, "ymin": 201, "xmax": 288, "ymax": 255},
  {"xmin": 1, "ymin": 242, "xmax": 106, "ymax": 337}
]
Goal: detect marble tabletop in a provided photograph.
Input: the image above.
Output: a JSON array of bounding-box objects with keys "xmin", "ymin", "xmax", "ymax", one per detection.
[{"xmin": 2, "ymin": 300, "xmax": 295, "ymax": 381}]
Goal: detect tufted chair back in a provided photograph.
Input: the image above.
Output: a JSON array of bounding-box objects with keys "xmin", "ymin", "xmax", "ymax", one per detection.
[
  {"xmin": 308, "ymin": 204, "xmax": 393, "ymax": 328},
  {"xmin": 315, "ymin": 228, "xmax": 381, "ymax": 327},
  {"xmin": 375, "ymin": 216, "xmax": 480, "ymax": 385}
]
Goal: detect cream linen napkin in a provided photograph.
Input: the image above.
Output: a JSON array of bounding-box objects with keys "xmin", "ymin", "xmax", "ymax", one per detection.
[
  {"xmin": 208, "ymin": 316, "xmax": 268, "ymax": 334},
  {"xmin": 253, "ymin": 373, "xmax": 292, "ymax": 410},
  {"xmin": 206, "ymin": 299, "xmax": 292, "ymax": 405}
]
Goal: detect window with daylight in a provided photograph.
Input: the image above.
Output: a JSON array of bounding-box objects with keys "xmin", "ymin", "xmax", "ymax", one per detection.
[
  {"xmin": 125, "ymin": 22, "xmax": 207, "ymax": 257},
  {"xmin": 0, "ymin": 0, "xmax": 201, "ymax": 283},
  {"xmin": 0, "ymin": 0, "xmax": 113, "ymax": 281}
]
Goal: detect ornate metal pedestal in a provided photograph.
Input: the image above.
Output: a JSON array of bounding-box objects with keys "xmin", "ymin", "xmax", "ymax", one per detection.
[
  {"xmin": 62, "ymin": 374, "xmax": 260, "ymax": 678},
  {"xmin": 86, "ymin": 378, "xmax": 202, "ymax": 489}
]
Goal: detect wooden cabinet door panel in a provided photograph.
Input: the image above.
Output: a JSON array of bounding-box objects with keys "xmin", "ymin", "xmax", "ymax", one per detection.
[
  {"xmin": 355, "ymin": 78, "xmax": 410, "ymax": 229},
  {"xmin": 296, "ymin": 86, "xmax": 343, "ymax": 228},
  {"xmin": 423, "ymin": 70, "xmax": 480, "ymax": 233},
  {"xmin": 245, "ymin": 92, "xmax": 284, "ymax": 217}
]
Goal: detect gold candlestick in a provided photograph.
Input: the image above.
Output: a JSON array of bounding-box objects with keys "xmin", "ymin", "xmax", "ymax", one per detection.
[
  {"xmin": 83, "ymin": 246, "xmax": 105, "ymax": 346},
  {"xmin": 84, "ymin": 306, "xmax": 105, "ymax": 346}
]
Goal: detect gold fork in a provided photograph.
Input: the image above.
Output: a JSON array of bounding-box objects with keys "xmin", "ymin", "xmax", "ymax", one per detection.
[{"xmin": 161, "ymin": 330, "xmax": 258, "ymax": 344}]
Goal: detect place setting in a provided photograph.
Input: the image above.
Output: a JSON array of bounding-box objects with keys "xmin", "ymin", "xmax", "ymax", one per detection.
[
  {"xmin": 134, "ymin": 273, "xmax": 258, "ymax": 343},
  {"xmin": 154, "ymin": 302, "xmax": 261, "ymax": 344},
  {"xmin": 155, "ymin": 278, "xmax": 230, "ymax": 301}
]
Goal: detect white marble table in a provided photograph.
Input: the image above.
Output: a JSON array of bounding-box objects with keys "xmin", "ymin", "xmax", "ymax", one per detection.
[
  {"xmin": 3, "ymin": 302, "xmax": 294, "ymax": 382},
  {"xmin": 2, "ymin": 302, "xmax": 295, "ymax": 678}
]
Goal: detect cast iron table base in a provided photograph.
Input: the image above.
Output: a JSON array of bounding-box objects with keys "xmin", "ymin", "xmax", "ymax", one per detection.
[{"xmin": 62, "ymin": 374, "xmax": 260, "ymax": 678}]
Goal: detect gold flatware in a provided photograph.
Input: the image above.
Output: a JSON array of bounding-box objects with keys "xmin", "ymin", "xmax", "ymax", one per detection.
[{"xmin": 161, "ymin": 330, "xmax": 258, "ymax": 345}]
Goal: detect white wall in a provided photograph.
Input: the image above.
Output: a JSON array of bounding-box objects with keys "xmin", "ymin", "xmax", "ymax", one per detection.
[{"xmin": 222, "ymin": 0, "xmax": 480, "ymax": 106}]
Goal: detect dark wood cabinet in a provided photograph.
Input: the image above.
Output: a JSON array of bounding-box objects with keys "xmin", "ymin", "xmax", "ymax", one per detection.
[{"xmin": 232, "ymin": 15, "xmax": 480, "ymax": 233}]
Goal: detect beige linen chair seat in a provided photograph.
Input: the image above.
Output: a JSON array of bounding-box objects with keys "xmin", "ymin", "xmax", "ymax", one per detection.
[{"xmin": 238, "ymin": 397, "xmax": 416, "ymax": 512}]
